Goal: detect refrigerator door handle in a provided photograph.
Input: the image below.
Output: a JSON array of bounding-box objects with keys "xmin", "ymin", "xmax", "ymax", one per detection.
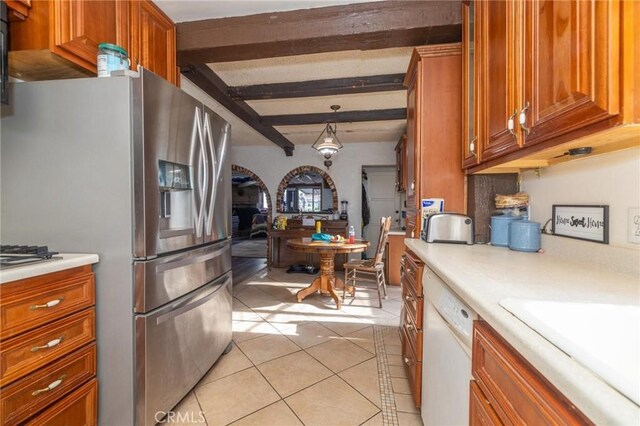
[
  {"xmin": 203, "ymin": 111, "xmax": 217, "ymax": 236},
  {"xmin": 155, "ymin": 243, "xmax": 228, "ymax": 273},
  {"xmin": 155, "ymin": 274, "xmax": 231, "ymax": 325},
  {"xmin": 190, "ymin": 106, "xmax": 205, "ymax": 238}
]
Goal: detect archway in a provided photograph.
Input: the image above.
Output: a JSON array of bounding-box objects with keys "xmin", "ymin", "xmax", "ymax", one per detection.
[
  {"xmin": 276, "ymin": 165, "xmax": 338, "ymax": 213},
  {"xmin": 231, "ymin": 165, "xmax": 273, "ymax": 238}
]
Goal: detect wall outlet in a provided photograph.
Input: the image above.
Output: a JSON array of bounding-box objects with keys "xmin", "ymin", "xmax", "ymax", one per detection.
[{"xmin": 628, "ymin": 208, "xmax": 640, "ymax": 244}]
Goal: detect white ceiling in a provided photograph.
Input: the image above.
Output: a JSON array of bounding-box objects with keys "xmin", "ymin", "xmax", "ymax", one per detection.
[
  {"xmin": 209, "ymin": 47, "xmax": 413, "ymax": 86},
  {"xmin": 154, "ymin": 0, "xmax": 374, "ymax": 23}
]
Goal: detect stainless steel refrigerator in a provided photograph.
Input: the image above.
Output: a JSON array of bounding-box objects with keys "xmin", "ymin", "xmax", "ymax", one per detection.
[{"xmin": 1, "ymin": 69, "xmax": 233, "ymax": 425}]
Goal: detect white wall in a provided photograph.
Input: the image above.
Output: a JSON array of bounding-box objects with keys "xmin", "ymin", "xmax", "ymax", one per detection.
[
  {"xmin": 521, "ymin": 147, "xmax": 640, "ymax": 249},
  {"xmin": 180, "ymin": 74, "xmax": 396, "ymax": 237},
  {"xmin": 231, "ymin": 143, "xmax": 396, "ymax": 237}
]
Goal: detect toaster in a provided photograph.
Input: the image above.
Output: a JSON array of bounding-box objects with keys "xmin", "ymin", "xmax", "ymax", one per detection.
[{"xmin": 423, "ymin": 213, "xmax": 474, "ymax": 245}]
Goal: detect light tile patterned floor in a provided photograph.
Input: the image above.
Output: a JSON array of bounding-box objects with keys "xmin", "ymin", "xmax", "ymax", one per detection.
[{"xmin": 163, "ymin": 268, "xmax": 423, "ymax": 426}]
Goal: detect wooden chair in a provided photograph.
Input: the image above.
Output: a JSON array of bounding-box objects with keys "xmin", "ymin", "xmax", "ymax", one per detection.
[{"xmin": 342, "ymin": 216, "xmax": 392, "ymax": 308}]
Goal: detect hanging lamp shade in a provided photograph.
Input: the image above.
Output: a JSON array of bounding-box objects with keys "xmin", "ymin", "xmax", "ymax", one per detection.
[{"xmin": 311, "ymin": 105, "xmax": 343, "ymax": 159}]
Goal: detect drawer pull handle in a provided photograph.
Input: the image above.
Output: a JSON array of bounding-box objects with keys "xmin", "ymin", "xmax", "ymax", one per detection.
[
  {"xmin": 31, "ymin": 335, "xmax": 65, "ymax": 352},
  {"xmin": 406, "ymin": 324, "xmax": 414, "ymax": 330},
  {"xmin": 30, "ymin": 297, "xmax": 65, "ymax": 310},
  {"xmin": 406, "ymin": 268, "xmax": 412, "ymax": 274},
  {"xmin": 404, "ymin": 357, "xmax": 413, "ymax": 365},
  {"xmin": 32, "ymin": 375, "xmax": 66, "ymax": 396},
  {"xmin": 405, "ymin": 295, "xmax": 412, "ymax": 301}
]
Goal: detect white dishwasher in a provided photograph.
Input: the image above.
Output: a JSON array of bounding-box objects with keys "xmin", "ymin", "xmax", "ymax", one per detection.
[{"xmin": 421, "ymin": 266, "xmax": 477, "ymax": 426}]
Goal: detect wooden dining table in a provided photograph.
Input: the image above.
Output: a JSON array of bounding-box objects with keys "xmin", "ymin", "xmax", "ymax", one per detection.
[{"xmin": 286, "ymin": 237, "xmax": 370, "ymax": 309}]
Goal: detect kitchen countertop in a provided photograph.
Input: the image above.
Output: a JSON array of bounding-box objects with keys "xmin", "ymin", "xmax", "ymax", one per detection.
[
  {"xmin": 0, "ymin": 253, "xmax": 99, "ymax": 284},
  {"xmin": 388, "ymin": 229, "xmax": 405, "ymax": 236},
  {"xmin": 405, "ymin": 238, "xmax": 640, "ymax": 425}
]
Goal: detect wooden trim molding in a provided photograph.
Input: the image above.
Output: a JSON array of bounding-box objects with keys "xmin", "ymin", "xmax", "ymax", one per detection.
[
  {"xmin": 232, "ymin": 165, "xmax": 273, "ymax": 223},
  {"xmin": 276, "ymin": 166, "xmax": 339, "ymax": 213}
]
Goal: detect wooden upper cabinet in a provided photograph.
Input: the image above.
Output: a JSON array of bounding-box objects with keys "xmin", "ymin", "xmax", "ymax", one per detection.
[
  {"xmin": 465, "ymin": 0, "xmax": 635, "ymax": 173},
  {"xmin": 403, "ymin": 44, "xmax": 465, "ymax": 238},
  {"xmin": 51, "ymin": 0, "xmax": 129, "ymax": 72},
  {"xmin": 130, "ymin": 0, "xmax": 177, "ymax": 85},
  {"xmin": 9, "ymin": 0, "xmax": 177, "ymax": 85},
  {"xmin": 520, "ymin": 0, "xmax": 620, "ymax": 147},
  {"xmin": 9, "ymin": 0, "xmax": 128, "ymax": 79},
  {"xmin": 477, "ymin": 0, "xmax": 520, "ymax": 161}
]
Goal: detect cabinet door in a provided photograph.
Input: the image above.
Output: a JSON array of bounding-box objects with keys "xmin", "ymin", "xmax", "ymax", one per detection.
[
  {"xmin": 395, "ymin": 135, "xmax": 406, "ymax": 192},
  {"xmin": 405, "ymin": 76, "xmax": 418, "ymax": 207},
  {"xmin": 462, "ymin": 0, "xmax": 480, "ymax": 167},
  {"xmin": 50, "ymin": 0, "xmax": 129, "ymax": 72},
  {"xmin": 520, "ymin": 0, "xmax": 620, "ymax": 147},
  {"xmin": 130, "ymin": 0, "xmax": 177, "ymax": 85},
  {"xmin": 478, "ymin": 0, "xmax": 520, "ymax": 161}
]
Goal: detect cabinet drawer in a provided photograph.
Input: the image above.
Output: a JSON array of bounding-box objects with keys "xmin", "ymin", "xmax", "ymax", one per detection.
[
  {"xmin": 1, "ymin": 309, "xmax": 95, "ymax": 386},
  {"xmin": 401, "ymin": 278, "xmax": 423, "ymax": 329},
  {"xmin": 1, "ymin": 267, "xmax": 95, "ymax": 340},
  {"xmin": 401, "ymin": 309, "xmax": 423, "ymax": 360},
  {"xmin": 400, "ymin": 323, "xmax": 422, "ymax": 407},
  {"xmin": 403, "ymin": 250, "xmax": 423, "ymax": 295},
  {"xmin": 1, "ymin": 344, "xmax": 96, "ymax": 426},
  {"xmin": 472, "ymin": 320, "xmax": 592, "ymax": 425},
  {"xmin": 25, "ymin": 378, "xmax": 97, "ymax": 426},
  {"xmin": 470, "ymin": 380, "xmax": 503, "ymax": 426}
]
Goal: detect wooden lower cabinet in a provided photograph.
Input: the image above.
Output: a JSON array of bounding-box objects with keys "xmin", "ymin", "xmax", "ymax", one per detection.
[
  {"xmin": 470, "ymin": 380, "xmax": 503, "ymax": 425},
  {"xmin": 400, "ymin": 248, "xmax": 424, "ymax": 407},
  {"xmin": 385, "ymin": 233, "xmax": 404, "ymax": 285},
  {"xmin": 471, "ymin": 320, "xmax": 592, "ymax": 425},
  {"xmin": 0, "ymin": 265, "xmax": 97, "ymax": 425},
  {"xmin": 26, "ymin": 378, "xmax": 97, "ymax": 426}
]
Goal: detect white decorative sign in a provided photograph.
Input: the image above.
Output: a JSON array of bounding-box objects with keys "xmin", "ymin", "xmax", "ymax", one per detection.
[
  {"xmin": 552, "ymin": 205, "xmax": 609, "ymax": 244},
  {"xmin": 629, "ymin": 208, "xmax": 640, "ymax": 244}
]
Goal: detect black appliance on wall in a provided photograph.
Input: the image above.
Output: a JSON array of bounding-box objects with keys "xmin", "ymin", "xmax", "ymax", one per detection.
[{"xmin": 1, "ymin": 2, "xmax": 7, "ymax": 105}]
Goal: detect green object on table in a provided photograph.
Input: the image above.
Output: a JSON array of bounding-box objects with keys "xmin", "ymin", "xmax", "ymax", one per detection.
[{"xmin": 311, "ymin": 233, "xmax": 332, "ymax": 241}]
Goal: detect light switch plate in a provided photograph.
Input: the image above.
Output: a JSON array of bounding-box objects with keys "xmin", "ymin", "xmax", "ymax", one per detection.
[{"xmin": 628, "ymin": 208, "xmax": 640, "ymax": 244}]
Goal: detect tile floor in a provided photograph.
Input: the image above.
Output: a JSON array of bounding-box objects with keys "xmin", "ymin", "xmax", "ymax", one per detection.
[{"xmin": 164, "ymin": 268, "xmax": 423, "ymax": 426}]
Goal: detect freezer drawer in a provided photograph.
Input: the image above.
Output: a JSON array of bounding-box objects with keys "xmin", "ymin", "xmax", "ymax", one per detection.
[
  {"xmin": 134, "ymin": 239, "xmax": 231, "ymax": 313},
  {"xmin": 135, "ymin": 272, "xmax": 232, "ymax": 426}
]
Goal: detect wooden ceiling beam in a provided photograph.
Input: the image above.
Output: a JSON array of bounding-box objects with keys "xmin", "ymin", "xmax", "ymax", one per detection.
[
  {"xmin": 227, "ymin": 74, "xmax": 406, "ymax": 101},
  {"xmin": 177, "ymin": 1, "xmax": 461, "ymax": 65},
  {"xmin": 262, "ymin": 108, "xmax": 407, "ymax": 126},
  {"xmin": 181, "ymin": 65, "xmax": 295, "ymax": 156}
]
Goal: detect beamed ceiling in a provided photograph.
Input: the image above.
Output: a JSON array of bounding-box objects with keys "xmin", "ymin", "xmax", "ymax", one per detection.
[{"xmin": 157, "ymin": 1, "xmax": 462, "ymax": 156}]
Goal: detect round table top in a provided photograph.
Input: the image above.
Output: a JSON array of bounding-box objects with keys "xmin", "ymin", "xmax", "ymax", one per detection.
[{"xmin": 286, "ymin": 238, "xmax": 370, "ymax": 254}]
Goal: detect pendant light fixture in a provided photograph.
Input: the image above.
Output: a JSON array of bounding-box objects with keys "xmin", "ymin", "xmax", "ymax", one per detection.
[{"xmin": 312, "ymin": 105, "xmax": 343, "ymax": 168}]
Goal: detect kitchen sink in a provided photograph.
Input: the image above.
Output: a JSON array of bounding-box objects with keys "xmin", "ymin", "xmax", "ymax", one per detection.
[{"xmin": 500, "ymin": 298, "xmax": 640, "ymax": 406}]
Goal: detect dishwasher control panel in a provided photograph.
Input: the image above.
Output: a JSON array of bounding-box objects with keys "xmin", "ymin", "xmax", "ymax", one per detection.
[{"xmin": 423, "ymin": 266, "xmax": 477, "ymax": 345}]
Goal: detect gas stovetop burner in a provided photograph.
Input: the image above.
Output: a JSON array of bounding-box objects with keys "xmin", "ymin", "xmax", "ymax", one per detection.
[{"xmin": 0, "ymin": 245, "xmax": 61, "ymax": 270}]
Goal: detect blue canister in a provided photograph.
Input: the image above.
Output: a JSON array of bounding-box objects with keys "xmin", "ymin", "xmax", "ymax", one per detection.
[
  {"xmin": 491, "ymin": 215, "xmax": 523, "ymax": 247},
  {"xmin": 97, "ymin": 43, "xmax": 130, "ymax": 77},
  {"xmin": 508, "ymin": 220, "xmax": 541, "ymax": 252}
]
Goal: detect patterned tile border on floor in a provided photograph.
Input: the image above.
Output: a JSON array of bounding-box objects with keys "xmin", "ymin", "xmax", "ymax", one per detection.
[{"xmin": 373, "ymin": 325, "xmax": 399, "ymax": 426}]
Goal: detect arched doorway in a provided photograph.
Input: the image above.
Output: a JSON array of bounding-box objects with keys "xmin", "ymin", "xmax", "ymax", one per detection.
[
  {"xmin": 231, "ymin": 165, "xmax": 272, "ymax": 240},
  {"xmin": 276, "ymin": 165, "xmax": 338, "ymax": 213}
]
